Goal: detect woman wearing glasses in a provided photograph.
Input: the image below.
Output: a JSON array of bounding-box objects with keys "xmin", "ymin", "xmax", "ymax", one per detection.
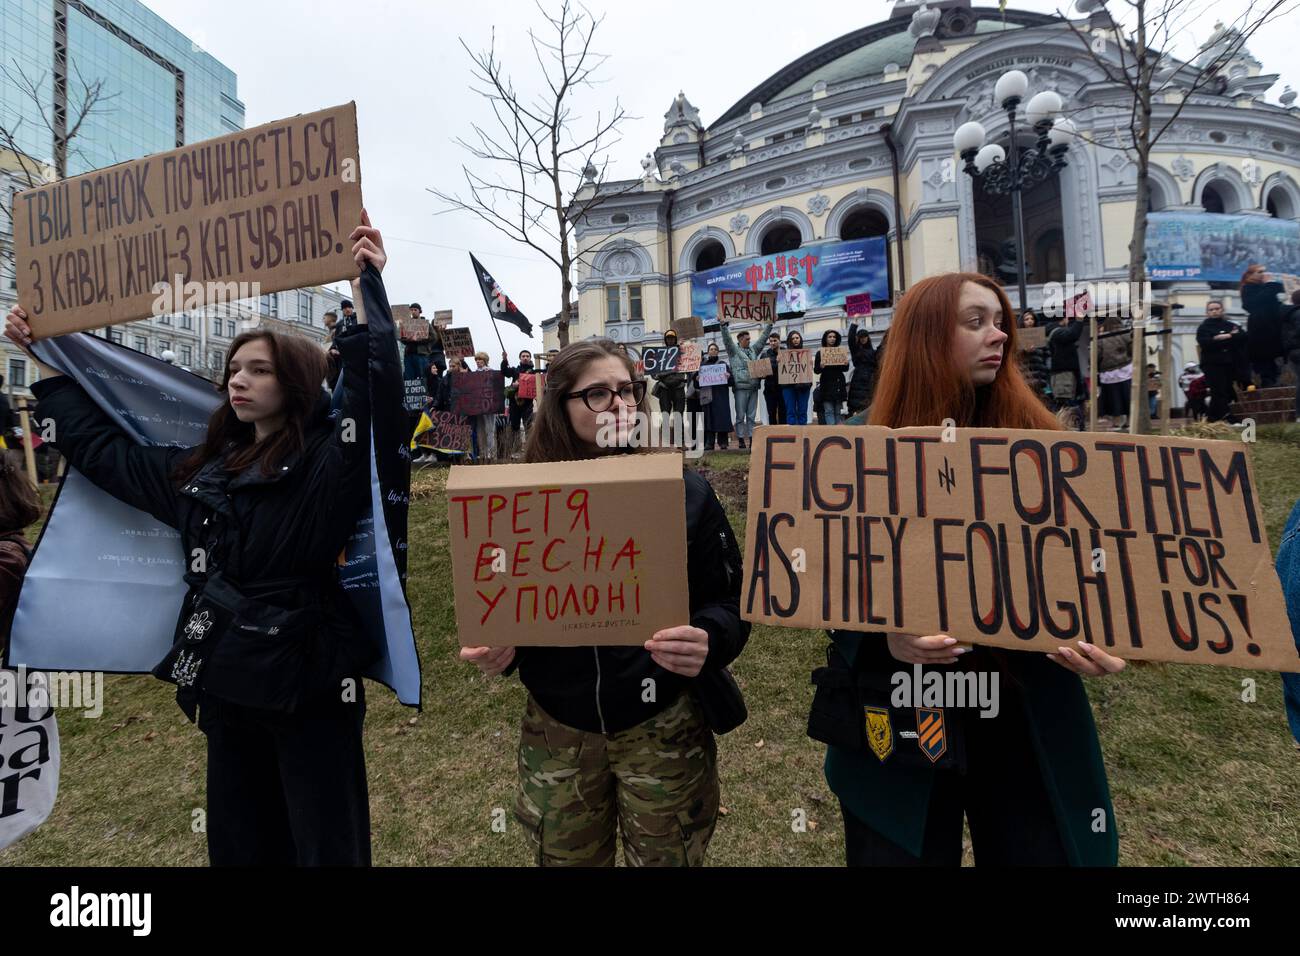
[{"xmin": 458, "ymin": 339, "xmax": 749, "ymax": 867}]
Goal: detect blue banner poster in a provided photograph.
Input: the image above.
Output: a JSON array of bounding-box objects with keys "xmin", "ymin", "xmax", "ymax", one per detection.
[
  {"xmin": 690, "ymin": 237, "xmax": 888, "ymax": 323},
  {"xmin": 1146, "ymin": 212, "xmax": 1300, "ymax": 281}
]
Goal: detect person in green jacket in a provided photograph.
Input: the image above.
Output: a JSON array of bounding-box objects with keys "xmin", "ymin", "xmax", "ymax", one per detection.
[
  {"xmin": 720, "ymin": 317, "xmax": 773, "ymax": 449},
  {"xmin": 817, "ymin": 271, "xmax": 1125, "ymax": 866}
]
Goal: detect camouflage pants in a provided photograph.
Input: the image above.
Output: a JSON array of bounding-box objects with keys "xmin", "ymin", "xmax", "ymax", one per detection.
[{"xmin": 515, "ymin": 692, "xmax": 719, "ymax": 867}]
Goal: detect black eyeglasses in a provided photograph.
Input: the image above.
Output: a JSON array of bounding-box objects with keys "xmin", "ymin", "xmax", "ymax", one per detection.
[{"xmin": 563, "ymin": 380, "xmax": 647, "ymax": 412}]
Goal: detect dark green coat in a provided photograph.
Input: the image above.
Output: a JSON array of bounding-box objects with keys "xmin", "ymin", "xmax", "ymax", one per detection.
[
  {"xmin": 824, "ymin": 630, "xmax": 1118, "ymax": 866},
  {"xmin": 823, "ymin": 409, "xmax": 1118, "ymax": 866}
]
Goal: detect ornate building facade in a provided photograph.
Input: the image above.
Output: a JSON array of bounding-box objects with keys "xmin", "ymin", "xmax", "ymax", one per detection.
[{"xmin": 553, "ymin": 0, "xmax": 1300, "ymax": 378}]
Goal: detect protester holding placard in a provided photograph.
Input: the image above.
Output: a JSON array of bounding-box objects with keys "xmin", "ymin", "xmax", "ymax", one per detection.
[
  {"xmin": 845, "ymin": 323, "xmax": 877, "ymax": 417},
  {"xmin": 3, "ymin": 212, "xmax": 393, "ymax": 866},
  {"xmin": 813, "ymin": 330, "xmax": 849, "ymax": 425},
  {"xmin": 813, "ymin": 271, "xmax": 1124, "ymax": 867},
  {"xmin": 500, "ymin": 349, "xmax": 537, "ymax": 444},
  {"xmin": 699, "ymin": 343, "xmax": 733, "ymax": 451},
  {"xmin": 759, "ymin": 331, "xmax": 785, "ymax": 427},
  {"xmin": 652, "ymin": 329, "xmax": 688, "ymax": 416},
  {"xmin": 720, "ymin": 318, "xmax": 773, "ymax": 450},
  {"xmin": 779, "ymin": 330, "xmax": 812, "ymax": 426},
  {"xmin": 401, "ymin": 304, "xmax": 436, "ymax": 383},
  {"xmin": 458, "ymin": 339, "xmax": 749, "ymax": 866}
]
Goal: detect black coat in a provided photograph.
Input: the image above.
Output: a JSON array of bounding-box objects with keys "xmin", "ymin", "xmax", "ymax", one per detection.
[
  {"xmin": 814, "ymin": 334, "xmax": 848, "ymax": 405},
  {"xmin": 508, "ymin": 468, "xmax": 748, "ymax": 734},
  {"xmin": 1047, "ymin": 320, "xmax": 1084, "ymax": 373},
  {"xmin": 1242, "ymin": 282, "xmax": 1285, "ymax": 362},
  {"xmin": 846, "ymin": 324, "xmax": 876, "ymax": 413},
  {"xmin": 1196, "ymin": 316, "xmax": 1246, "ymax": 368},
  {"xmin": 30, "ymin": 320, "xmax": 379, "ymax": 717}
]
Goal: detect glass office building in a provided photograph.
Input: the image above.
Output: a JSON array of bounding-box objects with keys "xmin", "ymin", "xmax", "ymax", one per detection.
[{"xmin": 1, "ymin": 0, "xmax": 244, "ymax": 175}]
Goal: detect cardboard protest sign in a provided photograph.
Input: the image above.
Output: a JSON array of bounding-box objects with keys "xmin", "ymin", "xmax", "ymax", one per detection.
[
  {"xmin": 672, "ymin": 316, "xmax": 705, "ymax": 340},
  {"xmin": 718, "ymin": 290, "xmax": 777, "ymax": 325},
  {"xmin": 419, "ymin": 410, "xmax": 471, "ymax": 451},
  {"xmin": 1019, "ymin": 326, "xmax": 1048, "ymax": 350},
  {"xmin": 442, "ymin": 327, "xmax": 475, "ymax": 364},
  {"xmin": 450, "ymin": 369, "xmax": 504, "ymax": 417},
  {"xmin": 642, "ymin": 345, "xmax": 680, "ymax": 377},
  {"xmin": 777, "ymin": 348, "xmax": 813, "ymax": 385},
  {"xmin": 447, "ymin": 453, "xmax": 689, "ymax": 646},
  {"xmin": 845, "ymin": 293, "xmax": 873, "ymax": 318},
  {"xmin": 16, "ymin": 103, "xmax": 363, "ymax": 339},
  {"xmin": 743, "ymin": 426, "xmax": 1299, "ymax": 671},
  {"xmin": 433, "ymin": 309, "xmax": 453, "ymax": 328},
  {"xmin": 818, "ymin": 346, "xmax": 849, "ymax": 367},
  {"xmin": 677, "ymin": 341, "xmax": 702, "ymax": 373},
  {"xmin": 697, "ymin": 362, "xmax": 729, "ymax": 387},
  {"xmin": 517, "ymin": 372, "xmax": 540, "ymax": 400},
  {"xmin": 748, "ymin": 358, "xmax": 773, "ymax": 379},
  {"xmin": 404, "ymin": 379, "xmax": 427, "ymax": 412}
]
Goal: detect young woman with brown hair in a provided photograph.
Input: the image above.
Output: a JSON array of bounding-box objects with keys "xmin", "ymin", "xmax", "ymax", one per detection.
[
  {"xmin": 4, "ymin": 213, "xmax": 391, "ymax": 866},
  {"xmin": 459, "ymin": 338, "xmax": 749, "ymax": 866},
  {"xmin": 815, "ymin": 272, "xmax": 1125, "ymax": 866}
]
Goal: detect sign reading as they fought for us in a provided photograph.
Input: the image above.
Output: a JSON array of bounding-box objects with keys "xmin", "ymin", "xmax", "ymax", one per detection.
[
  {"xmin": 743, "ymin": 426, "xmax": 1299, "ymax": 672},
  {"xmin": 447, "ymin": 453, "xmax": 689, "ymax": 646},
  {"xmin": 16, "ymin": 103, "xmax": 364, "ymax": 339}
]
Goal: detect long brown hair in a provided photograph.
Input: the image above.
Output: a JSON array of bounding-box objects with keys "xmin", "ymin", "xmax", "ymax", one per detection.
[
  {"xmin": 174, "ymin": 329, "xmax": 329, "ymax": 484},
  {"xmin": 523, "ymin": 339, "xmax": 652, "ymax": 463},
  {"xmin": 868, "ymin": 272, "xmax": 1061, "ymax": 431},
  {"xmin": 1239, "ymin": 262, "xmax": 1265, "ymax": 293},
  {"xmin": 0, "ymin": 456, "xmax": 41, "ymax": 533}
]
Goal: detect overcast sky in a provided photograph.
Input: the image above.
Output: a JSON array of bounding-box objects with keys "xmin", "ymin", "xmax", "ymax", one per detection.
[{"xmin": 138, "ymin": 0, "xmax": 1300, "ymax": 354}]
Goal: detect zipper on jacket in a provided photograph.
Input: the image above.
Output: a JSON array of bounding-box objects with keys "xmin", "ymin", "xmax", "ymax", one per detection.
[{"xmin": 592, "ymin": 647, "xmax": 608, "ymax": 735}]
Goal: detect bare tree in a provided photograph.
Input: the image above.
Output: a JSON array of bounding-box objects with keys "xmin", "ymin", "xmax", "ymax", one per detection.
[
  {"xmin": 1057, "ymin": 0, "xmax": 1297, "ymax": 290},
  {"xmin": 429, "ymin": 0, "xmax": 638, "ymax": 347}
]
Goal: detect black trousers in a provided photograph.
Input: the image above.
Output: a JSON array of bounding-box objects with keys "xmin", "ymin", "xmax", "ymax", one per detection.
[
  {"xmin": 198, "ymin": 682, "xmax": 371, "ymax": 866},
  {"xmin": 841, "ymin": 686, "xmax": 1068, "ymax": 866},
  {"xmin": 1203, "ymin": 364, "xmax": 1237, "ymax": 422}
]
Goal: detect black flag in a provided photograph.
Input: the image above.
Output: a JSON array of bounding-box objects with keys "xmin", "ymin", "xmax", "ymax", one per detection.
[{"xmin": 470, "ymin": 253, "xmax": 533, "ymax": 336}]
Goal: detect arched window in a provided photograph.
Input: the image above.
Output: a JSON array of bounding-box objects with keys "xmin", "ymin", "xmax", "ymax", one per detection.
[
  {"xmin": 1201, "ymin": 183, "xmax": 1227, "ymax": 214},
  {"xmin": 973, "ymin": 137, "xmax": 1066, "ymax": 286},
  {"xmin": 694, "ymin": 240, "xmax": 726, "ymax": 272},
  {"xmin": 840, "ymin": 207, "xmax": 892, "ymax": 303},
  {"xmin": 760, "ymin": 222, "xmax": 802, "ymax": 256},
  {"xmin": 1265, "ymin": 186, "xmax": 1297, "ymax": 220}
]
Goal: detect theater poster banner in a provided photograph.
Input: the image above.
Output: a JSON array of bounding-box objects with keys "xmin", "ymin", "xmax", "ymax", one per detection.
[
  {"xmin": 690, "ymin": 237, "xmax": 888, "ymax": 323},
  {"xmin": 1146, "ymin": 212, "xmax": 1300, "ymax": 281}
]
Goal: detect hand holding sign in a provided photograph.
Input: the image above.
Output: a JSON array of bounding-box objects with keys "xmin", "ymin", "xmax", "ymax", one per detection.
[
  {"xmin": 459, "ymin": 645, "xmax": 515, "ymax": 677},
  {"xmin": 350, "ymin": 209, "xmax": 385, "ymax": 274},
  {"xmin": 645, "ymin": 625, "xmax": 709, "ymax": 677}
]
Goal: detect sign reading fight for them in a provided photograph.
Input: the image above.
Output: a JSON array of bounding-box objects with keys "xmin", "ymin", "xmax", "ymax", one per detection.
[
  {"xmin": 743, "ymin": 426, "xmax": 1299, "ymax": 672},
  {"xmin": 447, "ymin": 454, "xmax": 689, "ymax": 646},
  {"xmin": 16, "ymin": 103, "xmax": 364, "ymax": 339}
]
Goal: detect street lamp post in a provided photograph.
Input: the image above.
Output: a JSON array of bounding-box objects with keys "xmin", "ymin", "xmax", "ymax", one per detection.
[{"xmin": 953, "ymin": 70, "xmax": 1076, "ymax": 320}]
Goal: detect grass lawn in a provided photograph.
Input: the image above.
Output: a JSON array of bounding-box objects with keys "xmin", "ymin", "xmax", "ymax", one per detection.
[{"xmin": 4, "ymin": 428, "xmax": 1299, "ymax": 866}]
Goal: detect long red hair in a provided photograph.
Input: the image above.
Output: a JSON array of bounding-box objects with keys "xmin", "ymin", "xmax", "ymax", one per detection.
[{"xmin": 868, "ymin": 272, "xmax": 1060, "ymax": 431}]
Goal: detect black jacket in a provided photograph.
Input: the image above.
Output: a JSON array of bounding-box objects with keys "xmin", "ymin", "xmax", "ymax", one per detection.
[
  {"xmin": 814, "ymin": 331, "xmax": 848, "ymax": 405},
  {"xmin": 1242, "ymin": 281, "xmax": 1284, "ymax": 362},
  {"xmin": 31, "ymin": 318, "xmax": 379, "ymax": 717},
  {"xmin": 1047, "ymin": 320, "xmax": 1084, "ymax": 374},
  {"xmin": 509, "ymin": 468, "xmax": 748, "ymax": 734},
  {"xmin": 1282, "ymin": 305, "xmax": 1300, "ymax": 360},
  {"xmin": 1196, "ymin": 316, "xmax": 1246, "ymax": 368},
  {"xmin": 846, "ymin": 324, "xmax": 876, "ymax": 413}
]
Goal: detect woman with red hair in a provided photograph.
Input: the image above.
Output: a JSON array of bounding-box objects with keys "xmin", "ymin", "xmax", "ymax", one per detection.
[{"xmin": 812, "ymin": 272, "xmax": 1126, "ymax": 866}]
